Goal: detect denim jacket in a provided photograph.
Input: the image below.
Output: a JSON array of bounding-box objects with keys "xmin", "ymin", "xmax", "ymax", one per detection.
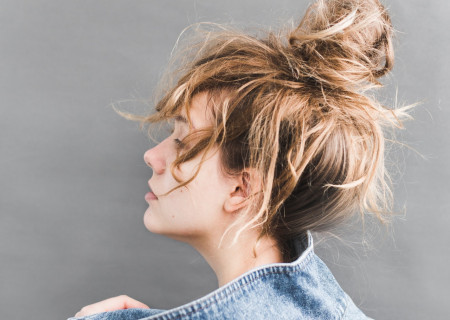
[{"xmin": 69, "ymin": 232, "xmax": 370, "ymax": 320}]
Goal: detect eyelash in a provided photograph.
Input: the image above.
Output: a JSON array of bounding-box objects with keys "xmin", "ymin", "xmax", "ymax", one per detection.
[
  {"xmin": 169, "ymin": 127, "xmax": 185, "ymax": 149},
  {"xmin": 174, "ymin": 138, "xmax": 185, "ymax": 149}
]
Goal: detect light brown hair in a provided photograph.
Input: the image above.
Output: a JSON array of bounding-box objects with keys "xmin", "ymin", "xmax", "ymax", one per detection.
[{"xmin": 121, "ymin": 0, "xmax": 411, "ymax": 260}]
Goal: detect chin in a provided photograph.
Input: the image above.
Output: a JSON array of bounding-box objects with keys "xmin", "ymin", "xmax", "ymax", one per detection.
[
  {"xmin": 143, "ymin": 209, "xmax": 173, "ymax": 236},
  {"xmin": 143, "ymin": 208, "xmax": 159, "ymax": 233}
]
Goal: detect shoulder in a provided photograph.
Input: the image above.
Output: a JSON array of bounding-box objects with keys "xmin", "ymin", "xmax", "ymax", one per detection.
[
  {"xmin": 69, "ymin": 232, "xmax": 371, "ymax": 320},
  {"xmin": 217, "ymin": 248, "xmax": 367, "ymax": 319},
  {"xmin": 342, "ymin": 293, "xmax": 373, "ymax": 320},
  {"xmin": 144, "ymin": 232, "xmax": 370, "ymax": 320}
]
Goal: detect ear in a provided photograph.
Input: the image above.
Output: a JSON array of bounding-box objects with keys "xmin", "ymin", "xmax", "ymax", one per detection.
[{"xmin": 223, "ymin": 169, "xmax": 261, "ymax": 214}]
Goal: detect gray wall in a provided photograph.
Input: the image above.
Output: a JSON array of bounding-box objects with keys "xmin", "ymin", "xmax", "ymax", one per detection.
[{"xmin": 1, "ymin": 1, "xmax": 448, "ymax": 319}]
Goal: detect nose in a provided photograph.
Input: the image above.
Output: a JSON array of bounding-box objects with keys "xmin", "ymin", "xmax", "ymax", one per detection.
[{"xmin": 144, "ymin": 142, "xmax": 166, "ymax": 175}]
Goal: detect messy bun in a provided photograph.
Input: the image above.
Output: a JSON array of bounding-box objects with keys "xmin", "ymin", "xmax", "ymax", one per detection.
[
  {"xmin": 128, "ymin": 0, "xmax": 410, "ymax": 260},
  {"xmin": 289, "ymin": 0, "xmax": 394, "ymax": 85}
]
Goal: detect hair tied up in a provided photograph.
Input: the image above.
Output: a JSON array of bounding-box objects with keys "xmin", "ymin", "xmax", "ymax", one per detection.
[
  {"xmin": 128, "ymin": 0, "xmax": 413, "ymax": 257},
  {"xmin": 287, "ymin": 0, "xmax": 394, "ymax": 88}
]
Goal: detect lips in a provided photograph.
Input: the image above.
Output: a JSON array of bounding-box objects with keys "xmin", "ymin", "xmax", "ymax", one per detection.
[
  {"xmin": 146, "ymin": 182, "xmax": 159, "ymax": 201},
  {"xmin": 145, "ymin": 191, "xmax": 158, "ymax": 201}
]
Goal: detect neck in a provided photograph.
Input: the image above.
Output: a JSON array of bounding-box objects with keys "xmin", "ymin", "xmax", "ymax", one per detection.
[{"xmin": 191, "ymin": 232, "xmax": 283, "ymax": 287}]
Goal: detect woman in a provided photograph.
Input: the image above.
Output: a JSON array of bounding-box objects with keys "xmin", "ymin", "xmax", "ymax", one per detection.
[{"xmin": 71, "ymin": 0, "xmax": 409, "ymax": 318}]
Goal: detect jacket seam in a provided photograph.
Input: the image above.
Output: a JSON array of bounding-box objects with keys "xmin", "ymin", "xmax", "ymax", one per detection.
[{"xmin": 339, "ymin": 293, "xmax": 351, "ymax": 320}]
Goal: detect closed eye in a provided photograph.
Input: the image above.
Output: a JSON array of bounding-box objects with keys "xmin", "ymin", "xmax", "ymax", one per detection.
[
  {"xmin": 174, "ymin": 138, "xmax": 185, "ymax": 149},
  {"xmin": 169, "ymin": 126, "xmax": 185, "ymax": 150}
]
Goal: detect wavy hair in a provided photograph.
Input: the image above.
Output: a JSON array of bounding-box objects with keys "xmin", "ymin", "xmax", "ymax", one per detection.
[{"xmin": 121, "ymin": 0, "xmax": 411, "ymax": 260}]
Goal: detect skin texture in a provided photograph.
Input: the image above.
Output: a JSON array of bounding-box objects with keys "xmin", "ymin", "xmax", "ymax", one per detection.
[
  {"xmin": 143, "ymin": 92, "xmax": 241, "ymax": 246},
  {"xmin": 74, "ymin": 92, "xmax": 283, "ymax": 317},
  {"xmin": 143, "ymin": 92, "xmax": 283, "ymax": 285}
]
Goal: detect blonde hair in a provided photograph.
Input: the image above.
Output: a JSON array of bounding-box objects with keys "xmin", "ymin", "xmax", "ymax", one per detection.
[{"xmin": 122, "ymin": 0, "xmax": 410, "ymax": 260}]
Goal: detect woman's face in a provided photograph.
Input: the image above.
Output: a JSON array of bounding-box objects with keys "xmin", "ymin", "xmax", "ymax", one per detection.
[{"xmin": 143, "ymin": 92, "xmax": 236, "ymax": 244}]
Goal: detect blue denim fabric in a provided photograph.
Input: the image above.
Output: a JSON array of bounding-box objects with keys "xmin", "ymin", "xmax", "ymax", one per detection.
[{"xmin": 69, "ymin": 232, "xmax": 371, "ymax": 320}]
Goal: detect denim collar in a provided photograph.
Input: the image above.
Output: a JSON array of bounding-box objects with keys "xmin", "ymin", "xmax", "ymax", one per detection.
[
  {"xmin": 69, "ymin": 230, "xmax": 369, "ymax": 319},
  {"xmin": 147, "ymin": 231, "xmax": 315, "ymax": 319}
]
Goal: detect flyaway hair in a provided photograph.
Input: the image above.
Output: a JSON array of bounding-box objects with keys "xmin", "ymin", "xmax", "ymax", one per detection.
[{"xmin": 120, "ymin": 0, "xmax": 411, "ymax": 260}]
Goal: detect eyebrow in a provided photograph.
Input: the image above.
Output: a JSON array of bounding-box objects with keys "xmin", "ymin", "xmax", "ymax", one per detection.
[{"xmin": 174, "ymin": 115, "xmax": 196, "ymax": 129}]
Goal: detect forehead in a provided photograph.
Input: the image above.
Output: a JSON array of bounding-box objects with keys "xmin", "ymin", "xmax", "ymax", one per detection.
[{"xmin": 177, "ymin": 92, "xmax": 213, "ymax": 129}]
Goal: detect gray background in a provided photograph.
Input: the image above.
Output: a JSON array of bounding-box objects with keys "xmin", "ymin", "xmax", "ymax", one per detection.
[{"xmin": 1, "ymin": 1, "xmax": 448, "ymax": 319}]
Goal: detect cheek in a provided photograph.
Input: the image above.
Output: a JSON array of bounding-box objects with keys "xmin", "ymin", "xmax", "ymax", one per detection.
[
  {"xmin": 189, "ymin": 168, "xmax": 227, "ymax": 213},
  {"xmin": 161, "ymin": 187, "xmax": 190, "ymax": 215}
]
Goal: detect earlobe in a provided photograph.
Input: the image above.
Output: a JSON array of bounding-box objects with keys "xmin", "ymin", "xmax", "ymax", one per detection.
[
  {"xmin": 223, "ymin": 170, "xmax": 260, "ymax": 214},
  {"xmin": 223, "ymin": 194, "xmax": 248, "ymax": 213}
]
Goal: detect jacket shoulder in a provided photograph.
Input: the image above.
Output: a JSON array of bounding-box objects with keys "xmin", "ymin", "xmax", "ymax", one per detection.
[{"xmin": 342, "ymin": 293, "xmax": 373, "ymax": 320}]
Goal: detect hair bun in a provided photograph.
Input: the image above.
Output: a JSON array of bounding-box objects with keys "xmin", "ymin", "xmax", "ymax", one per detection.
[{"xmin": 288, "ymin": 0, "xmax": 394, "ymax": 87}]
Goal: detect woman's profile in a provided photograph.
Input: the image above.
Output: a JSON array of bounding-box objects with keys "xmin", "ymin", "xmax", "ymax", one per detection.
[{"xmin": 70, "ymin": 0, "xmax": 410, "ymax": 319}]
